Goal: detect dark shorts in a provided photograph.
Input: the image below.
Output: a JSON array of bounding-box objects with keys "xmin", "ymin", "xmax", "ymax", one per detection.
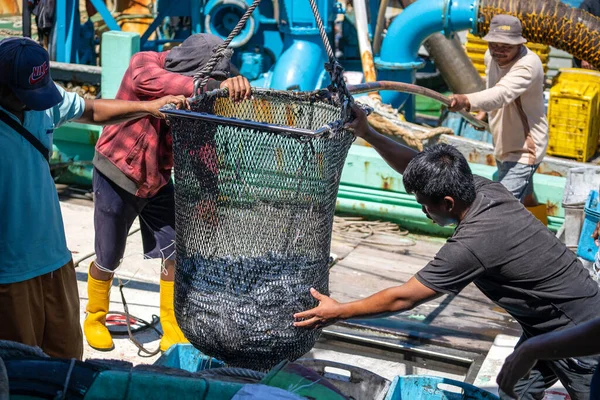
[
  {"xmin": 0, "ymin": 260, "xmax": 83, "ymax": 359},
  {"xmin": 93, "ymin": 168, "xmax": 176, "ymax": 271}
]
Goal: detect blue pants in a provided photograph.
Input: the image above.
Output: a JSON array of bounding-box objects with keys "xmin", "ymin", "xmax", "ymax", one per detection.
[{"xmin": 496, "ymin": 160, "xmax": 539, "ymax": 203}]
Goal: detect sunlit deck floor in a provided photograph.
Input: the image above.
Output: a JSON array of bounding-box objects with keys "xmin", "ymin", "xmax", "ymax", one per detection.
[{"xmin": 59, "ymin": 195, "xmax": 568, "ymax": 398}]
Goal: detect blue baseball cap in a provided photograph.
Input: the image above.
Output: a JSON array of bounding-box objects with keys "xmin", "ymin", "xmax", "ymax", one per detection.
[{"xmin": 0, "ymin": 37, "xmax": 62, "ymax": 111}]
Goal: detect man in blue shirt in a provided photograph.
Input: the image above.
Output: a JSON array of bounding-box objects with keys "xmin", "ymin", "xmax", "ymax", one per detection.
[{"xmin": 0, "ymin": 37, "xmax": 188, "ymax": 359}]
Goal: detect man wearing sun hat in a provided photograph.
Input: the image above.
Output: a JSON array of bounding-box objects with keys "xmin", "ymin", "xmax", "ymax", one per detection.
[
  {"xmin": 449, "ymin": 15, "xmax": 549, "ymax": 224},
  {"xmin": 0, "ymin": 37, "xmax": 188, "ymax": 359}
]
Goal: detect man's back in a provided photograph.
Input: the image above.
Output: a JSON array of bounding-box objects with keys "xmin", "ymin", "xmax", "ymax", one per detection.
[{"xmin": 416, "ymin": 176, "xmax": 600, "ymax": 337}]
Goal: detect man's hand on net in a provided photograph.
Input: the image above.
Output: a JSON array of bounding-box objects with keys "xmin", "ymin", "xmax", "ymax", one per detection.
[
  {"xmin": 220, "ymin": 76, "xmax": 252, "ymax": 103},
  {"xmin": 448, "ymin": 94, "xmax": 471, "ymax": 112},
  {"xmin": 293, "ymin": 288, "xmax": 343, "ymax": 329},
  {"xmin": 148, "ymin": 95, "xmax": 189, "ymax": 119},
  {"xmin": 344, "ymin": 104, "xmax": 370, "ymax": 138}
]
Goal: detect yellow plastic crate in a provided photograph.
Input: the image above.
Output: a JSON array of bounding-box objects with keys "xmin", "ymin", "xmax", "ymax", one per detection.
[
  {"xmin": 553, "ymin": 68, "xmax": 600, "ymax": 84},
  {"xmin": 547, "ymin": 78, "xmax": 600, "ymax": 162}
]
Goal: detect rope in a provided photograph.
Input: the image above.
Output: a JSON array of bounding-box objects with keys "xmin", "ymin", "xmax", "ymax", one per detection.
[
  {"xmin": 57, "ymin": 358, "xmax": 76, "ymax": 400},
  {"xmin": 198, "ymin": 367, "xmax": 266, "ymax": 381},
  {"xmin": 306, "ymin": 0, "xmax": 354, "ymax": 121},
  {"xmin": 193, "ymin": 0, "xmax": 262, "ymax": 95},
  {"xmin": 0, "ymin": 357, "xmax": 8, "ymax": 400},
  {"xmin": 116, "ymin": 280, "xmax": 162, "ymax": 357},
  {"xmin": 307, "ymin": 0, "xmax": 334, "ymax": 61},
  {"xmin": 367, "ymin": 112, "xmax": 453, "ymax": 151}
]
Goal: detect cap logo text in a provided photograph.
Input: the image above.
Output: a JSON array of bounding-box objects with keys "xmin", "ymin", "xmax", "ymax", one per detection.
[{"xmin": 29, "ymin": 61, "xmax": 48, "ymax": 85}]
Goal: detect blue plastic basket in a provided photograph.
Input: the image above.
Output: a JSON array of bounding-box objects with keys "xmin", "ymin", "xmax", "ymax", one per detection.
[
  {"xmin": 441, "ymin": 113, "xmax": 493, "ymax": 144},
  {"xmin": 384, "ymin": 376, "xmax": 499, "ymax": 400},
  {"xmin": 154, "ymin": 344, "xmax": 225, "ymax": 372},
  {"xmin": 577, "ymin": 190, "xmax": 600, "ymax": 262}
]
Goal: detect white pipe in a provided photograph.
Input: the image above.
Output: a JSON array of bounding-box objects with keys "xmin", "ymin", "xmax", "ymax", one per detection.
[{"xmin": 353, "ymin": 0, "xmax": 377, "ymax": 84}]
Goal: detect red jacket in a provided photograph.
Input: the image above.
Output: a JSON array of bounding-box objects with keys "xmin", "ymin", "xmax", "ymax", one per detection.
[{"xmin": 95, "ymin": 51, "xmax": 218, "ymax": 197}]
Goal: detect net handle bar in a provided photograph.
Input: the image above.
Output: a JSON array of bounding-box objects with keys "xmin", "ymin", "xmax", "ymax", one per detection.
[{"xmin": 161, "ymin": 107, "xmax": 340, "ymax": 138}]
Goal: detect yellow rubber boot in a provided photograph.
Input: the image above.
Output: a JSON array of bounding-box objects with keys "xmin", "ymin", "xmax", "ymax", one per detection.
[
  {"xmin": 84, "ymin": 267, "xmax": 114, "ymax": 350},
  {"xmin": 160, "ymin": 280, "xmax": 189, "ymax": 352},
  {"xmin": 526, "ymin": 204, "xmax": 548, "ymax": 226}
]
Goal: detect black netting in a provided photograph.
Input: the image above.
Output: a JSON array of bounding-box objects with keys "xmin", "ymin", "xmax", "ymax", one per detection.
[{"xmin": 167, "ymin": 89, "xmax": 353, "ymax": 371}]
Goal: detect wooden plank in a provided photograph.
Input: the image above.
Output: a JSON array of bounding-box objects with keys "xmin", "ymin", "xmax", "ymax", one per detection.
[{"xmin": 328, "ymin": 237, "xmax": 522, "ymax": 354}]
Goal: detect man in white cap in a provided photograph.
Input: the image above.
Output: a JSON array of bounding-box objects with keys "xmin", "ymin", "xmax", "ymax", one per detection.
[{"xmin": 449, "ymin": 14, "xmax": 549, "ymax": 224}]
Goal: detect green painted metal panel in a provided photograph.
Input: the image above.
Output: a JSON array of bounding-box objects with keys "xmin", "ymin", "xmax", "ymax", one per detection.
[
  {"xmin": 47, "ymin": 121, "xmax": 567, "ymax": 236},
  {"xmin": 338, "ymin": 145, "xmax": 565, "ymax": 235},
  {"xmin": 101, "ymin": 31, "xmax": 140, "ymax": 99},
  {"xmin": 51, "ymin": 122, "xmax": 102, "ymax": 185}
]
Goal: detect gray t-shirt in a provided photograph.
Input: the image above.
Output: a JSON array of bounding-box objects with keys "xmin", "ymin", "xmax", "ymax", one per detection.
[{"xmin": 416, "ymin": 176, "xmax": 600, "ymax": 338}]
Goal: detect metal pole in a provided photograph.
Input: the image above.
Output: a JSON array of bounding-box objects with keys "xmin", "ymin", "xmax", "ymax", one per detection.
[
  {"xmin": 353, "ymin": 0, "xmax": 377, "ymax": 84},
  {"xmin": 372, "ymin": 0, "xmax": 389, "ymax": 56},
  {"xmin": 22, "ymin": 0, "xmax": 32, "ymax": 38},
  {"xmin": 348, "ymin": 80, "xmax": 489, "ymax": 131},
  {"xmin": 353, "ymin": 0, "xmax": 382, "ymax": 101}
]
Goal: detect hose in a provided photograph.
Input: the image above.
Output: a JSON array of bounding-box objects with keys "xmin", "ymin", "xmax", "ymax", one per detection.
[
  {"xmin": 348, "ymin": 81, "xmax": 489, "ymax": 131},
  {"xmin": 477, "ymin": 0, "xmax": 600, "ymax": 69},
  {"xmin": 400, "ymin": 0, "xmax": 484, "ymax": 94},
  {"xmin": 422, "ymin": 35, "xmax": 485, "ymax": 94}
]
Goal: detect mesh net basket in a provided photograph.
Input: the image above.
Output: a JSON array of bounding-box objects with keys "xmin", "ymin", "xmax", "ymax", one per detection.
[{"xmin": 164, "ymin": 88, "xmax": 354, "ymax": 371}]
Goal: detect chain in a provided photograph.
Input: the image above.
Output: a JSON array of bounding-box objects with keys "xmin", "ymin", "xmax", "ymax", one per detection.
[{"xmin": 193, "ymin": 0, "xmax": 262, "ymax": 96}]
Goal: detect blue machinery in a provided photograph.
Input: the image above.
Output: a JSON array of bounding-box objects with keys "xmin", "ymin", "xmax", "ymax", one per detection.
[
  {"xmin": 52, "ymin": 0, "xmax": 483, "ymax": 117},
  {"xmin": 51, "ymin": 0, "xmax": 591, "ymax": 115}
]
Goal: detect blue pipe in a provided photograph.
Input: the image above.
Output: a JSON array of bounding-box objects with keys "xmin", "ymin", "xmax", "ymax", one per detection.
[
  {"xmin": 375, "ymin": 0, "xmax": 479, "ymax": 108},
  {"xmin": 253, "ymin": 0, "xmax": 333, "ymax": 90},
  {"xmin": 268, "ymin": 35, "xmax": 328, "ymax": 91}
]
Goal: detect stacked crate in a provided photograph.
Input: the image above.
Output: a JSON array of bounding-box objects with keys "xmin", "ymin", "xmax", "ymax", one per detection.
[{"xmin": 547, "ymin": 68, "xmax": 600, "ymax": 162}]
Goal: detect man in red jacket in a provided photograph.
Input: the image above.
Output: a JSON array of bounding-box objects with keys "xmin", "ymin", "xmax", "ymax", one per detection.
[{"xmin": 85, "ymin": 34, "xmax": 252, "ymax": 352}]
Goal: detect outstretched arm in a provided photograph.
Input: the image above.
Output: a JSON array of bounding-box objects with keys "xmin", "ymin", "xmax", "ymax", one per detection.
[
  {"xmin": 449, "ymin": 62, "xmax": 533, "ymax": 113},
  {"xmin": 348, "ymin": 104, "xmax": 418, "ymax": 175},
  {"xmin": 76, "ymin": 95, "xmax": 188, "ymax": 125},
  {"xmin": 293, "ymin": 276, "xmax": 440, "ymax": 329},
  {"xmin": 497, "ymin": 317, "xmax": 600, "ymax": 398}
]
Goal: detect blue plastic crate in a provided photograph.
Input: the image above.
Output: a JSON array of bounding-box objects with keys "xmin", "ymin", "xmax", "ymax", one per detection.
[
  {"xmin": 441, "ymin": 113, "xmax": 493, "ymax": 144},
  {"xmin": 577, "ymin": 190, "xmax": 600, "ymax": 262},
  {"xmin": 154, "ymin": 344, "xmax": 225, "ymax": 372},
  {"xmin": 384, "ymin": 376, "xmax": 499, "ymax": 400}
]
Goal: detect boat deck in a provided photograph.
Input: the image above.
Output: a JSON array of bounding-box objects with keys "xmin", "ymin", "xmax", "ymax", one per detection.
[{"xmin": 59, "ymin": 194, "xmax": 569, "ymax": 398}]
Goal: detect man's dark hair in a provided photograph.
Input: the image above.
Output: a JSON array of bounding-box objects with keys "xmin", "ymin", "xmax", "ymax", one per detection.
[{"xmin": 403, "ymin": 144, "xmax": 476, "ymax": 205}]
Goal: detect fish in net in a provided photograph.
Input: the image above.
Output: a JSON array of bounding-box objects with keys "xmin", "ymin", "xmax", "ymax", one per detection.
[{"xmin": 166, "ymin": 89, "xmax": 354, "ymax": 370}]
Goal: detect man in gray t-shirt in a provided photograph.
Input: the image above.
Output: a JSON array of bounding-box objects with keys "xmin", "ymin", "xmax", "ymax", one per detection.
[{"xmin": 293, "ymin": 105, "xmax": 600, "ymax": 400}]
